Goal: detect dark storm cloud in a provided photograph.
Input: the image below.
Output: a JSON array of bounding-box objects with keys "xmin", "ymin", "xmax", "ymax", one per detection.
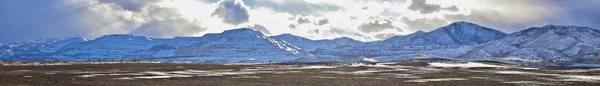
[
  {"xmin": 212, "ymin": 0, "xmax": 250, "ymax": 25},
  {"xmin": 408, "ymin": 0, "xmax": 459, "ymax": 14}
]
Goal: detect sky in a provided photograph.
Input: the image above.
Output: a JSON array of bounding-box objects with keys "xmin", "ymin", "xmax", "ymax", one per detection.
[{"xmin": 1, "ymin": 0, "xmax": 600, "ymax": 43}]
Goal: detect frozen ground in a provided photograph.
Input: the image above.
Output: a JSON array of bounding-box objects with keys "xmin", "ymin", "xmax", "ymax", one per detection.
[{"xmin": 1, "ymin": 62, "xmax": 599, "ymax": 86}]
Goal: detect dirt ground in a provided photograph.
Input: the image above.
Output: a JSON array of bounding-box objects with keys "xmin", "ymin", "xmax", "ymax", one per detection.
[{"xmin": 1, "ymin": 63, "xmax": 599, "ymax": 86}]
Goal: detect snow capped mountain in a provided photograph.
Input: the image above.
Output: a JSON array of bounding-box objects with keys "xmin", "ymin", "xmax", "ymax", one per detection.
[
  {"xmin": 0, "ymin": 38, "xmax": 71, "ymax": 60},
  {"xmin": 461, "ymin": 25, "xmax": 600, "ymax": 64},
  {"xmin": 423, "ymin": 21, "xmax": 506, "ymax": 45},
  {"xmin": 39, "ymin": 37, "xmax": 87, "ymax": 53},
  {"xmin": 269, "ymin": 22, "xmax": 507, "ymax": 62},
  {"xmin": 271, "ymin": 34, "xmax": 363, "ymax": 51},
  {"xmin": 377, "ymin": 21, "xmax": 506, "ymax": 46},
  {"xmin": 169, "ymin": 28, "xmax": 304, "ymax": 63},
  {"xmin": 358, "ymin": 22, "xmax": 506, "ymax": 61},
  {"xmin": 377, "ymin": 30, "xmax": 427, "ymax": 46},
  {"xmin": 3, "ymin": 21, "xmax": 599, "ymax": 65}
]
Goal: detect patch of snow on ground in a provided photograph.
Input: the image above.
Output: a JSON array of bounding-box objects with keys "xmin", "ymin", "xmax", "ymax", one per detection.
[
  {"xmin": 558, "ymin": 68, "xmax": 600, "ymax": 72},
  {"xmin": 78, "ymin": 74, "xmax": 105, "ymax": 78},
  {"xmin": 521, "ymin": 67, "xmax": 539, "ymax": 70},
  {"xmin": 380, "ymin": 73, "xmax": 422, "ymax": 78},
  {"xmin": 134, "ymin": 76, "xmax": 173, "ymax": 79},
  {"xmin": 501, "ymin": 81, "xmax": 558, "ymax": 85},
  {"xmin": 315, "ymin": 76, "xmax": 339, "ymax": 79},
  {"xmin": 404, "ymin": 78, "xmax": 468, "ymax": 82},
  {"xmin": 428, "ymin": 62, "xmax": 505, "ymax": 68},
  {"xmin": 228, "ymin": 76, "xmax": 261, "ymax": 78},
  {"xmin": 362, "ymin": 58, "xmax": 378, "ymax": 62},
  {"xmin": 352, "ymin": 69, "xmax": 407, "ymax": 74},
  {"xmin": 199, "ymin": 72, "xmax": 257, "ymax": 76},
  {"xmin": 494, "ymin": 71, "xmax": 600, "ymax": 82},
  {"xmin": 298, "ymin": 66, "xmax": 340, "ymax": 69}
]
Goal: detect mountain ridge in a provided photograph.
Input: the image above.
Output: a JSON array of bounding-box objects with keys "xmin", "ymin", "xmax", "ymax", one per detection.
[{"xmin": 2, "ymin": 22, "xmax": 599, "ymax": 65}]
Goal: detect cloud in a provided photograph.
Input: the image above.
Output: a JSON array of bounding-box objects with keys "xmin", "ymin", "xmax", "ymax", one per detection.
[
  {"xmin": 248, "ymin": 24, "xmax": 271, "ymax": 34},
  {"xmin": 297, "ymin": 18, "xmax": 310, "ymax": 24},
  {"xmin": 130, "ymin": 18, "xmax": 205, "ymax": 38},
  {"xmin": 292, "ymin": 16, "xmax": 329, "ymax": 25},
  {"xmin": 317, "ymin": 19, "xmax": 329, "ymax": 25},
  {"xmin": 374, "ymin": 33, "xmax": 397, "ymax": 39},
  {"xmin": 58, "ymin": 0, "xmax": 142, "ymax": 38},
  {"xmin": 358, "ymin": 17, "xmax": 403, "ymax": 33},
  {"xmin": 49, "ymin": 0, "xmax": 213, "ymax": 39},
  {"xmin": 401, "ymin": 17, "xmax": 448, "ymax": 31},
  {"xmin": 212, "ymin": 0, "xmax": 250, "ymax": 25},
  {"xmin": 407, "ymin": 0, "xmax": 459, "ymax": 14},
  {"xmin": 98, "ymin": 0, "xmax": 161, "ymax": 12},
  {"xmin": 243, "ymin": 0, "xmax": 341, "ymax": 15}
]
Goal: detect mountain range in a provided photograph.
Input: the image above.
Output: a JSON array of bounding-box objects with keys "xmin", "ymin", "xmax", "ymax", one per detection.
[{"xmin": 1, "ymin": 21, "xmax": 599, "ymax": 65}]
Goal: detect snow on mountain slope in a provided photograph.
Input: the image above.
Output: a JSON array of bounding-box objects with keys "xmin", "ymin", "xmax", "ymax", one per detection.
[
  {"xmin": 379, "ymin": 21, "xmax": 506, "ymax": 46},
  {"xmin": 423, "ymin": 21, "xmax": 506, "ymax": 45},
  {"xmin": 0, "ymin": 38, "xmax": 69, "ymax": 60},
  {"xmin": 5, "ymin": 22, "xmax": 599, "ymax": 65},
  {"xmin": 39, "ymin": 37, "xmax": 87, "ymax": 53},
  {"xmin": 170, "ymin": 28, "xmax": 304, "ymax": 63},
  {"xmin": 3, "ymin": 28, "xmax": 305, "ymax": 62},
  {"xmin": 358, "ymin": 22, "xmax": 507, "ymax": 61},
  {"xmin": 60, "ymin": 34, "xmax": 157, "ymax": 56},
  {"xmin": 376, "ymin": 30, "xmax": 427, "ymax": 46},
  {"xmin": 461, "ymin": 25, "xmax": 600, "ymax": 64},
  {"xmin": 270, "ymin": 21, "xmax": 506, "ymax": 62},
  {"xmin": 271, "ymin": 34, "xmax": 363, "ymax": 51}
]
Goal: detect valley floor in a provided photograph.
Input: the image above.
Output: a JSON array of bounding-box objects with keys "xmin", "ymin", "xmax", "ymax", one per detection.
[{"xmin": 1, "ymin": 63, "xmax": 600, "ymax": 86}]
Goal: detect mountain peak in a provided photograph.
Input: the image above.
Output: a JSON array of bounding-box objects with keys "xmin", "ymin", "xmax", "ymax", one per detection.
[
  {"xmin": 422, "ymin": 21, "xmax": 507, "ymax": 45},
  {"xmin": 66, "ymin": 37, "xmax": 88, "ymax": 41},
  {"xmin": 223, "ymin": 28, "xmax": 257, "ymax": 32},
  {"xmin": 542, "ymin": 25, "xmax": 572, "ymax": 28},
  {"xmin": 540, "ymin": 25, "xmax": 596, "ymax": 30},
  {"xmin": 273, "ymin": 34, "xmax": 296, "ymax": 38},
  {"xmin": 413, "ymin": 30, "xmax": 427, "ymax": 34},
  {"xmin": 521, "ymin": 25, "xmax": 597, "ymax": 32},
  {"xmin": 222, "ymin": 28, "xmax": 264, "ymax": 36},
  {"xmin": 202, "ymin": 28, "xmax": 266, "ymax": 38},
  {"xmin": 448, "ymin": 21, "xmax": 478, "ymax": 26},
  {"xmin": 271, "ymin": 34, "xmax": 310, "ymax": 41},
  {"xmin": 95, "ymin": 34, "xmax": 152, "ymax": 42},
  {"xmin": 333, "ymin": 37, "xmax": 355, "ymax": 41}
]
